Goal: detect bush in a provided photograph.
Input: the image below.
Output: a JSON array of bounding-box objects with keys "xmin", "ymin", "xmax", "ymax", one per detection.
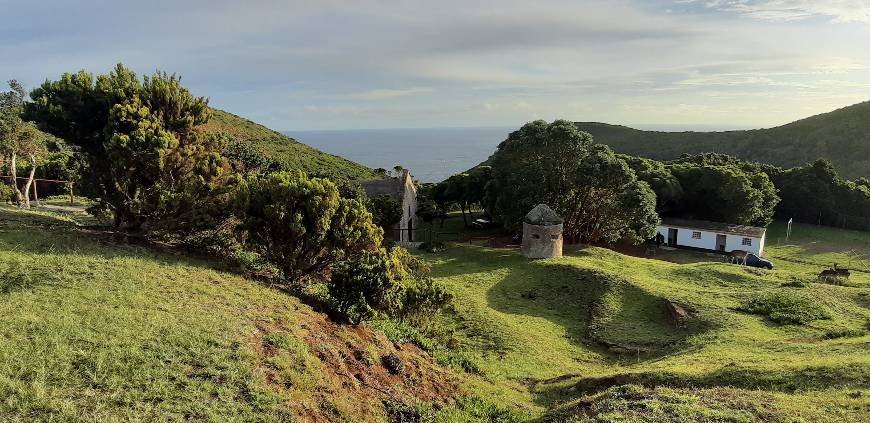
[
  {"xmin": 329, "ymin": 248, "xmax": 401, "ymax": 323},
  {"xmin": 328, "ymin": 247, "xmax": 450, "ymax": 324},
  {"xmin": 235, "ymin": 171, "xmax": 382, "ymax": 284},
  {"xmin": 0, "ymin": 182, "xmax": 13, "ymax": 203},
  {"xmin": 737, "ymin": 291, "xmax": 830, "ymax": 325},
  {"xmin": 821, "ymin": 328, "xmax": 866, "ymax": 340},
  {"xmin": 366, "ymin": 193, "xmax": 403, "ymax": 230}
]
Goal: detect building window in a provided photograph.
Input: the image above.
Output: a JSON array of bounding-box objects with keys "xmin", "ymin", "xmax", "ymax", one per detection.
[
  {"xmin": 742, "ymin": 237, "xmax": 752, "ymax": 246},
  {"xmin": 692, "ymin": 231, "xmax": 701, "ymax": 239}
]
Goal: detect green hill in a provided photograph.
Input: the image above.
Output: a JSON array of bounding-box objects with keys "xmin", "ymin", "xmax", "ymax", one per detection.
[
  {"xmin": 200, "ymin": 109, "xmax": 375, "ymax": 181},
  {"xmin": 0, "ymin": 206, "xmax": 485, "ymax": 421},
  {"xmin": 2, "ymin": 204, "xmax": 869, "ymax": 421},
  {"xmin": 421, "ymin": 217, "xmax": 870, "ymax": 421},
  {"xmin": 576, "ymin": 101, "xmax": 870, "ymax": 179}
]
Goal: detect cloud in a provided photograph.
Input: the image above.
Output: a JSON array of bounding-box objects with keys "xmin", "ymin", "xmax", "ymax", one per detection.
[
  {"xmin": 350, "ymin": 88, "xmax": 432, "ymax": 100},
  {"xmin": 3, "ymin": 0, "xmax": 870, "ymax": 130},
  {"xmin": 687, "ymin": 0, "xmax": 870, "ymax": 23}
]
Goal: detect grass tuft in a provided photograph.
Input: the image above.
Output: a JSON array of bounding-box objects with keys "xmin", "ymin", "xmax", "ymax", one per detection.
[{"xmin": 737, "ymin": 291, "xmax": 830, "ymax": 325}]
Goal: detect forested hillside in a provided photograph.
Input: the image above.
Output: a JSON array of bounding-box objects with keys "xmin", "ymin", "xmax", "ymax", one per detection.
[
  {"xmin": 576, "ymin": 101, "xmax": 870, "ymax": 179},
  {"xmin": 199, "ymin": 109, "xmax": 375, "ymax": 181}
]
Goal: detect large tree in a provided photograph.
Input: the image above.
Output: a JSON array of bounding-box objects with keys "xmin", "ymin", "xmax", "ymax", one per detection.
[
  {"xmin": 487, "ymin": 120, "xmax": 659, "ymax": 244},
  {"xmin": 25, "ymin": 64, "xmax": 234, "ymax": 230},
  {"xmin": 620, "ymin": 154, "xmax": 683, "ymax": 214},
  {"xmin": 669, "ymin": 164, "xmax": 779, "ymax": 226}
]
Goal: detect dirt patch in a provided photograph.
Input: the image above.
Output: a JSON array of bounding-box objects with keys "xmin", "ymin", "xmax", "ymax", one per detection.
[{"xmin": 250, "ymin": 307, "xmax": 458, "ymax": 422}]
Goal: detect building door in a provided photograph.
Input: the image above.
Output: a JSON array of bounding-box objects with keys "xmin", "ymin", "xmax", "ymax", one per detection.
[
  {"xmin": 716, "ymin": 234, "xmax": 727, "ymax": 251},
  {"xmin": 667, "ymin": 228, "xmax": 678, "ymax": 246}
]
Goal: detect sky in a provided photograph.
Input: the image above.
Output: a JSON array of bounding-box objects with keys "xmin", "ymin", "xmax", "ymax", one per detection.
[{"xmin": 2, "ymin": 0, "xmax": 870, "ymax": 130}]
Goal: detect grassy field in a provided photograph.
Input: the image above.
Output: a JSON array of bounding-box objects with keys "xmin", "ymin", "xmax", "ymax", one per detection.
[
  {"xmin": 418, "ymin": 219, "xmax": 870, "ymax": 421},
  {"xmin": 0, "ymin": 205, "xmax": 521, "ymax": 422},
  {"xmin": 2, "ymin": 203, "xmax": 868, "ymax": 421}
]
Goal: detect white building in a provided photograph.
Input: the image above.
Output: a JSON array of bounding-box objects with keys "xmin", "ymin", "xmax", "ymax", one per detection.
[{"xmin": 655, "ymin": 218, "xmax": 767, "ymax": 256}]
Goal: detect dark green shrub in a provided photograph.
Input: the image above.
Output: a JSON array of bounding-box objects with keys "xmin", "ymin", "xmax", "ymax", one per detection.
[
  {"xmin": 821, "ymin": 329, "xmax": 866, "ymax": 340},
  {"xmin": 27, "ymin": 65, "xmax": 235, "ymax": 231},
  {"xmin": 0, "ymin": 182, "xmax": 13, "ymax": 203},
  {"xmin": 329, "ymin": 248, "xmax": 401, "ymax": 323},
  {"xmin": 366, "ymin": 193, "xmax": 403, "ymax": 230},
  {"xmin": 328, "ymin": 247, "xmax": 450, "ymax": 324},
  {"xmin": 780, "ymin": 279, "xmax": 808, "ymax": 288},
  {"xmin": 738, "ymin": 291, "xmax": 830, "ymax": 324},
  {"xmin": 235, "ymin": 171, "xmax": 382, "ymax": 284}
]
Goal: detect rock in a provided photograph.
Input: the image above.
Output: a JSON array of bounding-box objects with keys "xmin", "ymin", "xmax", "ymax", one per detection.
[
  {"xmin": 663, "ymin": 300, "xmax": 691, "ymax": 328},
  {"xmin": 382, "ymin": 353, "xmax": 404, "ymax": 375}
]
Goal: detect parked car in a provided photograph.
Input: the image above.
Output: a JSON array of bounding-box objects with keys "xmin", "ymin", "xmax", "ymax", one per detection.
[
  {"xmin": 726, "ymin": 250, "xmax": 773, "ymax": 269},
  {"xmin": 745, "ymin": 253, "xmax": 773, "ymax": 270}
]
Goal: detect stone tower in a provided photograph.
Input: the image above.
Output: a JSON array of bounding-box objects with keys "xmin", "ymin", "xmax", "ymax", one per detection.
[{"xmin": 521, "ymin": 204, "xmax": 563, "ymax": 259}]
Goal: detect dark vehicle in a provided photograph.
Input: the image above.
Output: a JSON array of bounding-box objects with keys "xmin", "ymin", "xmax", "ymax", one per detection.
[
  {"xmin": 725, "ymin": 250, "xmax": 773, "ymax": 269},
  {"xmin": 745, "ymin": 253, "xmax": 774, "ymax": 270}
]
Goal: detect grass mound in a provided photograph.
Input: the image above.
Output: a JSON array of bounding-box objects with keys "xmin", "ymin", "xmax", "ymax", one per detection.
[
  {"xmin": 542, "ymin": 384, "xmax": 851, "ymax": 423},
  {"xmin": 737, "ymin": 291, "xmax": 830, "ymax": 324},
  {"xmin": 421, "ymin": 230, "xmax": 870, "ymax": 420},
  {"xmin": 0, "ymin": 206, "xmax": 467, "ymax": 421}
]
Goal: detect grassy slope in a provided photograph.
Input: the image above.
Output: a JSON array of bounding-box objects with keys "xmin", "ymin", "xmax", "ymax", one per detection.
[
  {"xmin": 3, "ymin": 202, "xmax": 869, "ymax": 421},
  {"xmin": 0, "ymin": 206, "xmax": 483, "ymax": 422},
  {"xmin": 421, "ymin": 220, "xmax": 870, "ymax": 421},
  {"xmin": 200, "ymin": 109, "xmax": 375, "ymax": 181},
  {"xmin": 576, "ymin": 101, "xmax": 870, "ymax": 179}
]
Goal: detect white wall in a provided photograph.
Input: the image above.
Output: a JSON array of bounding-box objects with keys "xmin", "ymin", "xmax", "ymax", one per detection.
[
  {"xmin": 655, "ymin": 225, "xmax": 763, "ymax": 255},
  {"xmin": 398, "ymin": 171, "xmax": 418, "ymax": 242}
]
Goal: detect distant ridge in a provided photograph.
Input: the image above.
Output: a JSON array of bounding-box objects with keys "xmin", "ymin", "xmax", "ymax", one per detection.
[
  {"xmin": 200, "ymin": 109, "xmax": 375, "ymax": 181},
  {"xmin": 576, "ymin": 101, "xmax": 870, "ymax": 179}
]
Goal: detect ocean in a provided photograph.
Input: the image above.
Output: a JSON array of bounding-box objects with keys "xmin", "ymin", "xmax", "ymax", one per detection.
[
  {"xmin": 284, "ymin": 127, "xmax": 513, "ymax": 183},
  {"xmin": 285, "ymin": 124, "xmax": 753, "ymax": 183}
]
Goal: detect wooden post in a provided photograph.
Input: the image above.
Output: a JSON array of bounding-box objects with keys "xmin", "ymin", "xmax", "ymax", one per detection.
[{"xmin": 69, "ymin": 182, "xmax": 74, "ymax": 205}]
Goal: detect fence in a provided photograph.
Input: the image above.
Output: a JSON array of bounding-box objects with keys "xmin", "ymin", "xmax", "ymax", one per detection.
[
  {"xmin": 385, "ymin": 227, "xmax": 464, "ymax": 243},
  {"xmin": 2, "ymin": 175, "xmax": 75, "ymax": 205}
]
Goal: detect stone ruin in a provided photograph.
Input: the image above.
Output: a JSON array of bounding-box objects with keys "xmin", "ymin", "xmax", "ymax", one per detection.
[{"xmin": 521, "ymin": 204, "xmax": 564, "ymax": 259}]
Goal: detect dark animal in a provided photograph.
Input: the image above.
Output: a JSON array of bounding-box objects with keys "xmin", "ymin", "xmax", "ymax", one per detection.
[{"xmin": 819, "ymin": 265, "xmax": 850, "ymax": 282}]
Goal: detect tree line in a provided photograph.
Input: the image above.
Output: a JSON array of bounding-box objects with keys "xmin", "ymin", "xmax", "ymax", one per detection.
[{"xmin": 422, "ymin": 120, "xmax": 870, "ymax": 245}]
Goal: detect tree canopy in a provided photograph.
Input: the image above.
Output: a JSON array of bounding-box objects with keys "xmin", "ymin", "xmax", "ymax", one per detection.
[
  {"xmin": 25, "ymin": 64, "xmax": 234, "ymax": 229},
  {"xmin": 486, "ymin": 120, "xmax": 659, "ymax": 244}
]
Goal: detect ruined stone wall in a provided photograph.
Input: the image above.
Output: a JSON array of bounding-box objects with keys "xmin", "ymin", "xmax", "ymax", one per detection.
[{"xmin": 521, "ymin": 222, "xmax": 563, "ymax": 259}]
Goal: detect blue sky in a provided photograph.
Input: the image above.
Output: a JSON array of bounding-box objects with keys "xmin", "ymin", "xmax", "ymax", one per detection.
[{"xmin": 2, "ymin": 0, "xmax": 870, "ymax": 130}]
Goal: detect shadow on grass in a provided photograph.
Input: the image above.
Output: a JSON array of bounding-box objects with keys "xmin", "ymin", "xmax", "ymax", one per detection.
[
  {"xmin": 0, "ymin": 265, "xmax": 59, "ymax": 294},
  {"xmin": 426, "ymin": 244, "xmax": 525, "ymax": 279},
  {"xmin": 0, "ymin": 207, "xmax": 241, "ymax": 282},
  {"xmin": 533, "ymin": 362, "xmax": 870, "ymax": 404},
  {"xmin": 485, "ymin": 261, "xmax": 713, "ymax": 361}
]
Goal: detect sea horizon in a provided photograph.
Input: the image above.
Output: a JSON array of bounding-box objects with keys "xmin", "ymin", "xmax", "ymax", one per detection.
[{"xmin": 285, "ymin": 123, "xmax": 757, "ymax": 183}]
